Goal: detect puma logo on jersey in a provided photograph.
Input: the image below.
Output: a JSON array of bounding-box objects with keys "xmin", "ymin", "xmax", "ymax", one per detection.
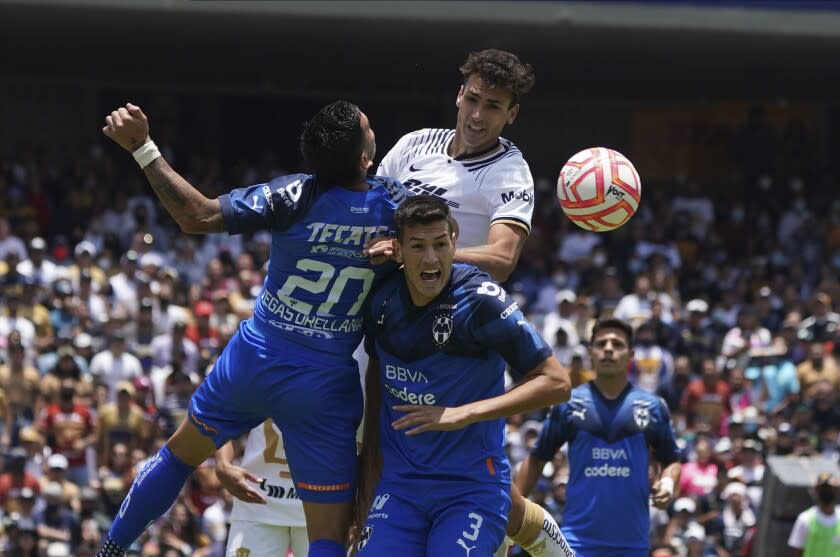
[
  {"xmin": 572, "ymin": 408, "xmax": 587, "ymax": 421},
  {"xmin": 457, "ymin": 539, "xmax": 476, "ymax": 556}
]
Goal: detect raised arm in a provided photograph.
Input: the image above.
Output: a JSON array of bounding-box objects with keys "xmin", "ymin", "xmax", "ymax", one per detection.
[
  {"xmin": 454, "ymin": 222, "xmax": 528, "ymax": 282},
  {"xmin": 102, "ymin": 103, "xmax": 225, "ymax": 234}
]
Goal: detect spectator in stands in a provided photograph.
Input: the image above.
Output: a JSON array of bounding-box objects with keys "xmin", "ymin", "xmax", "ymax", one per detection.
[
  {"xmin": 798, "ymin": 292, "xmax": 840, "ymax": 344},
  {"xmin": 17, "ymin": 236, "xmax": 61, "ymax": 287},
  {"xmin": 96, "ymin": 381, "xmax": 148, "ymax": 465},
  {"xmin": 629, "ymin": 321, "xmax": 674, "ymax": 394},
  {"xmin": 40, "ymin": 454, "xmax": 81, "ymax": 513},
  {"xmin": 614, "ymin": 273, "xmax": 658, "ymax": 328},
  {"xmin": 788, "ymin": 472, "xmax": 840, "ymax": 557},
  {"xmin": 0, "ymin": 448, "xmax": 41, "ymax": 513},
  {"xmin": 676, "ymin": 299, "xmax": 718, "ymax": 371},
  {"xmin": 797, "ymin": 340, "xmax": 840, "ymax": 398},
  {"xmin": 0, "ymin": 339, "xmax": 42, "ymax": 435},
  {"xmin": 683, "ymin": 357, "xmax": 731, "ymax": 435},
  {"xmin": 89, "ymin": 332, "xmax": 142, "ymax": 401},
  {"xmin": 39, "ymin": 378, "xmax": 96, "ymax": 486},
  {"xmin": 0, "ymin": 286, "xmax": 36, "ymax": 355}
]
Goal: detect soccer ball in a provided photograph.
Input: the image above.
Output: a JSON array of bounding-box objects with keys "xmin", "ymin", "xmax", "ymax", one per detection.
[{"xmin": 557, "ymin": 147, "xmax": 642, "ymax": 232}]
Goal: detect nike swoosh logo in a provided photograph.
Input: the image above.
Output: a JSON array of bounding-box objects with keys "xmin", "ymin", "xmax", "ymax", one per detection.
[{"xmin": 409, "ymin": 163, "xmax": 428, "ymax": 172}]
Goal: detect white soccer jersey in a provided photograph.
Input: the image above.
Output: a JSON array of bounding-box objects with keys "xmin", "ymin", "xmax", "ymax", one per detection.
[
  {"xmin": 230, "ymin": 420, "xmax": 306, "ymax": 527},
  {"xmin": 377, "ymin": 128, "xmax": 534, "ymax": 248}
]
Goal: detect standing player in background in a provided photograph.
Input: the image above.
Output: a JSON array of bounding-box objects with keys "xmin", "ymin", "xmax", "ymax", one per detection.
[
  {"xmin": 357, "ymin": 195, "xmax": 571, "ymax": 556},
  {"xmin": 515, "ymin": 318, "xmax": 682, "ymax": 557},
  {"xmin": 367, "ymin": 49, "xmax": 572, "ymax": 556},
  {"xmin": 218, "ymin": 425, "xmax": 308, "ymax": 557},
  {"xmin": 96, "ymin": 100, "xmax": 405, "ymax": 557}
]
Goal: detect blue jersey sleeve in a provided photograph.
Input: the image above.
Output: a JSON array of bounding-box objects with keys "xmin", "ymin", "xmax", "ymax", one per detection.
[
  {"xmin": 218, "ymin": 173, "xmax": 319, "ymax": 234},
  {"xmin": 532, "ymin": 404, "xmax": 570, "ymax": 462},
  {"xmin": 647, "ymin": 397, "xmax": 682, "ymax": 465},
  {"xmin": 467, "ymin": 279, "xmax": 552, "ymax": 376}
]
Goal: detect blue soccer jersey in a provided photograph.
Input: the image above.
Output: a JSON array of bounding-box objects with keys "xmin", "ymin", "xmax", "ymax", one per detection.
[
  {"xmin": 364, "ymin": 263, "xmax": 552, "ymax": 485},
  {"xmin": 219, "ymin": 173, "xmax": 405, "ymax": 355},
  {"xmin": 187, "ymin": 173, "xmax": 406, "ymax": 503},
  {"xmin": 532, "ymin": 383, "xmax": 681, "ymax": 556}
]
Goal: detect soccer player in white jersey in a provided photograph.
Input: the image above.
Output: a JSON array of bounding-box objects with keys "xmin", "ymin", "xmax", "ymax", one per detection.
[
  {"xmin": 219, "ymin": 422, "xmax": 308, "ymax": 557},
  {"xmin": 366, "ymin": 49, "xmax": 574, "ymax": 557}
]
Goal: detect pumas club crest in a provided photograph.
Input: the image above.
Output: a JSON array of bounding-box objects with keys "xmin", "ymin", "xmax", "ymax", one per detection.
[{"xmin": 432, "ymin": 315, "xmax": 454, "ymax": 346}]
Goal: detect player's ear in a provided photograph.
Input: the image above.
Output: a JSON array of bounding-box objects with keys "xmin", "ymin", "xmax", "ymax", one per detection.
[
  {"xmin": 507, "ymin": 104, "xmax": 520, "ymax": 125},
  {"xmin": 393, "ymin": 239, "xmax": 404, "ymax": 264},
  {"xmin": 455, "ymin": 85, "xmax": 464, "ymax": 108}
]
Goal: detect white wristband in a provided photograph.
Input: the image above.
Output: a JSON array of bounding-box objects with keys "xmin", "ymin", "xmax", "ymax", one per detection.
[
  {"xmin": 132, "ymin": 141, "xmax": 161, "ymax": 169},
  {"xmin": 659, "ymin": 477, "xmax": 674, "ymax": 496}
]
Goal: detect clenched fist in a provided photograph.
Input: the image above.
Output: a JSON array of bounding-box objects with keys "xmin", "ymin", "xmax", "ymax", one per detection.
[{"xmin": 102, "ymin": 103, "xmax": 151, "ymax": 152}]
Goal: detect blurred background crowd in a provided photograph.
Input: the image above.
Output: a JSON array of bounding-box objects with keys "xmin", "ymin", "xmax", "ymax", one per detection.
[{"xmin": 2, "ymin": 1, "xmax": 840, "ymax": 556}]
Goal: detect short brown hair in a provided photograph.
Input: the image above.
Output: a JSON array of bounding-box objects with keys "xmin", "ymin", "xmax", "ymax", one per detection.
[{"xmin": 459, "ymin": 49, "xmax": 536, "ymax": 106}]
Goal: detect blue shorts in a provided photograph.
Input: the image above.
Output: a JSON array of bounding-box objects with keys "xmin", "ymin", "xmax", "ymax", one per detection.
[
  {"xmin": 189, "ymin": 321, "xmax": 363, "ymax": 503},
  {"xmin": 357, "ymin": 479, "xmax": 510, "ymax": 557}
]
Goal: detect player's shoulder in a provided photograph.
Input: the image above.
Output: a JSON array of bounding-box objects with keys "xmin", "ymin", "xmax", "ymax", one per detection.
[
  {"xmin": 628, "ymin": 387, "xmax": 671, "ymax": 412},
  {"xmin": 367, "ymin": 175, "xmax": 409, "ymax": 204},
  {"xmin": 367, "ymin": 268, "xmax": 404, "ymax": 311},
  {"xmin": 451, "ymin": 264, "xmax": 506, "ymax": 303}
]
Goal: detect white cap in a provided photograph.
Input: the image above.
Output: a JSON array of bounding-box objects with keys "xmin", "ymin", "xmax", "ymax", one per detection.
[
  {"xmin": 47, "ymin": 453, "xmax": 68, "ymax": 470},
  {"xmin": 139, "ymin": 252, "xmax": 164, "ymax": 269},
  {"xmin": 555, "ymin": 289, "xmax": 577, "ymax": 304},
  {"xmin": 74, "ymin": 240, "xmax": 97, "ymax": 258},
  {"xmin": 686, "ymin": 299, "xmax": 709, "ymax": 314},
  {"xmin": 721, "ymin": 481, "xmax": 748, "ymax": 500},
  {"xmin": 674, "ymin": 497, "xmax": 696, "ymax": 513},
  {"xmin": 685, "ymin": 522, "xmax": 706, "ymax": 541},
  {"xmin": 46, "ymin": 542, "xmax": 71, "ymax": 557},
  {"xmin": 74, "ymin": 332, "xmax": 93, "ymax": 349}
]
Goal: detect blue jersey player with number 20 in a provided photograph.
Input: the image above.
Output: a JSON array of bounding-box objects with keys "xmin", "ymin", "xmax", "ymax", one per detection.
[
  {"xmin": 97, "ymin": 100, "xmax": 405, "ymax": 557},
  {"xmin": 357, "ymin": 195, "xmax": 572, "ymax": 557}
]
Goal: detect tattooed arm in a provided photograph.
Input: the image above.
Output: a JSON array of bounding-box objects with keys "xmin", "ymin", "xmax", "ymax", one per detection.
[{"xmin": 102, "ymin": 103, "xmax": 225, "ymax": 234}]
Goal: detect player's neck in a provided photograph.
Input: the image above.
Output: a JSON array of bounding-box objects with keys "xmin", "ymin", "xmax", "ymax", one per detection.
[
  {"xmin": 343, "ymin": 179, "xmax": 371, "ymax": 192},
  {"xmin": 593, "ymin": 375, "xmax": 629, "ymax": 399},
  {"xmin": 447, "ymin": 135, "xmax": 500, "ymax": 161}
]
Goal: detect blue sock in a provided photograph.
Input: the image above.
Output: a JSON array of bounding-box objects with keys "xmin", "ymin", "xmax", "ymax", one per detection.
[
  {"xmin": 106, "ymin": 444, "xmax": 195, "ymax": 548},
  {"xmin": 309, "ymin": 539, "xmax": 346, "ymax": 557}
]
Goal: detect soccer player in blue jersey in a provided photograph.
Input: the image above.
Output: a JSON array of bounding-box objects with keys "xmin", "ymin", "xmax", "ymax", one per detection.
[
  {"xmin": 96, "ymin": 100, "xmax": 405, "ymax": 557},
  {"xmin": 356, "ymin": 195, "xmax": 572, "ymax": 557},
  {"xmin": 365, "ymin": 48, "xmax": 573, "ymax": 557},
  {"xmin": 515, "ymin": 318, "xmax": 683, "ymax": 557}
]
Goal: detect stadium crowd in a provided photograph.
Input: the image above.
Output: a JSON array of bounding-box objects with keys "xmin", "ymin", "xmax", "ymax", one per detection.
[{"xmin": 0, "ymin": 106, "xmax": 837, "ymax": 556}]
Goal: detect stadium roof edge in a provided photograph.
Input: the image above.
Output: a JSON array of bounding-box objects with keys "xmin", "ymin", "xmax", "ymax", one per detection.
[{"xmin": 4, "ymin": 0, "xmax": 840, "ymax": 38}]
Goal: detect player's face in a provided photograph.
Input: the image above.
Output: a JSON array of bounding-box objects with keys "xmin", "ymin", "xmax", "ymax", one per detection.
[
  {"xmin": 359, "ymin": 111, "xmax": 376, "ymax": 172},
  {"xmin": 589, "ymin": 328, "xmax": 633, "ymax": 377},
  {"xmin": 454, "ymin": 74, "xmax": 519, "ymax": 155},
  {"xmin": 396, "ymin": 219, "xmax": 456, "ymax": 306}
]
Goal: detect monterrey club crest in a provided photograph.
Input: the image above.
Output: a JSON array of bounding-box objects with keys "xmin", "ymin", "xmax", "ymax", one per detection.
[
  {"xmin": 633, "ymin": 406, "xmax": 650, "ymax": 430},
  {"xmin": 432, "ymin": 314, "xmax": 454, "ymax": 346}
]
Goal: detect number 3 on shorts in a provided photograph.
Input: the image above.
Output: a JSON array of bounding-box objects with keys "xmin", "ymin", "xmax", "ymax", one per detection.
[{"xmin": 462, "ymin": 512, "xmax": 483, "ymax": 541}]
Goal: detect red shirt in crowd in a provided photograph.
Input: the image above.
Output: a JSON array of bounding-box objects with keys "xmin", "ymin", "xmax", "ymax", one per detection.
[
  {"xmin": 40, "ymin": 403, "xmax": 95, "ymax": 467},
  {"xmin": 682, "ymin": 378, "xmax": 732, "ymax": 435}
]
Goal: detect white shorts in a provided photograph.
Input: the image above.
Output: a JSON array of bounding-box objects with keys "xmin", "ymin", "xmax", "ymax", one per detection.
[{"xmin": 226, "ymin": 520, "xmax": 309, "ymax": 557}]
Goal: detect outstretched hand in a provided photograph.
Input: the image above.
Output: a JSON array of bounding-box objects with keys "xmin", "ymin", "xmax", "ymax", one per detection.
[
  {"xmin": 391, "ymin": 405, "xmax": 473, "ymax": 436},
  {"xmin": 102, "ymin": 103, "xmax": 151, "ymax": 152},
  {"xmin": 216, "ymin": 462, "xmax": 267, "ymax": 505},
  {"xmin": 363, "ymin": 236, "xmax": 398, "ymax": 265}
]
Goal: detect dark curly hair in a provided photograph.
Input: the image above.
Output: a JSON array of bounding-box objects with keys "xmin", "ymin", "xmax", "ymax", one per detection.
[
  {"xmin": 300, "ymin": 100, "xmax": 365, "ymax": 186},
  {"xmin": 459, "ymin": 49, "xmax": 536, "ymax": 107},
  {"xmin": 394, "ymin": 195, "xmax": 455, "ymax": 241}
]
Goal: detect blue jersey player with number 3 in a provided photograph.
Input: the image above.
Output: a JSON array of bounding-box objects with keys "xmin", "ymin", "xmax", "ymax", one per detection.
[
  {"xmin": 96, "ymin": 100, "xmax": 405, "ymax": 557},
  {"xmin": 357, "ymin": 195, "xmax": 572, "ymax": 557}
]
